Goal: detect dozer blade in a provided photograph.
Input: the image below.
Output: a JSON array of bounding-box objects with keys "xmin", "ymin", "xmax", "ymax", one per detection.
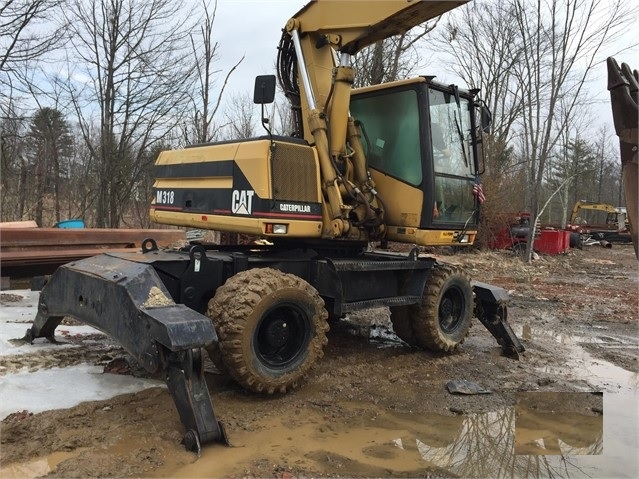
[
  {"xmin": 472, "ymin": 281, "xmax": 525, "ymax": 359},
  {"xmin": 23, "ymin": 253, "xmax": 229, "ymax": 454}
]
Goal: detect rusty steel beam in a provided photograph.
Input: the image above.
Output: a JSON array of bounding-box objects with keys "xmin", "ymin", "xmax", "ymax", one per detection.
[
  {"xmin": 0, "ymin": 228, "xmax": 186, "ymax": 278},
  {"xmin": 1, "ymin": 228, "xmax": 185, "ymax": 250}
]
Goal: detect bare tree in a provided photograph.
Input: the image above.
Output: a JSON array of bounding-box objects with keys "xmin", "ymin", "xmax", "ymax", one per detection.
[
  {"xmin": 223, "ymin": 92, "xmax": 258, "ymax": 140},
  {"xmin": 1, "ymin": 1, "xmax": 68, "ymax": 224},
  {"xmin": 186, "ymin": 0, "xmax": 243, "ymax": 145},
  {"xmin": 511, "ymin": 0, "xmax": 631, "ymax": 261},
  {"xmin": 0, "ymin": 0, "xmax": 67, "ymax": 97},
  {"xmin": 353, "ymin": 21, "xmax": 439, "ymax": 88},
  {"xmin": 439, "ymin": 1, "xmax": 524, "ymax": 147},
  {"xmin": 436, "ymin": 2, "xmax": 527, "ymax": 247},
  {"xmin": 272, "ymin": 92, "xmax": 295, "ymax": 136},
  {"xmin": 62, "ymin": 0, "xmax": 197, "ymax": 227},
  {"xmin": 0, "ymin": 101, "xmax": 29, "ymax": 221},
  {"xmin": 441, "ymin": 0, "xmax": 632, "ymax": 260}
]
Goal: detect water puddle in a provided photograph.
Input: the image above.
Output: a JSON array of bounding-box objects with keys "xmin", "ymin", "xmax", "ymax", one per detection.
[
  {"xmin": 0, "ymin": 451, "xmax": 81, "ymax": 479},
  {"xmin": 2, "ymin": 393, "xmax": 635, "ymax": 478},
  {"xmin": 138, "ymin": 392, "xmax": 635, "ymax": 478},
  {"xmin": 515, "ymin": 392, "xmax": 603, "ymax": 455},
  {"xmin": 517, "ymin": 324, "xmax": 638, "ymax": 393},
  {"xmin": 520, "ymin": 323, "xmax": 628, "ymax": 346}
]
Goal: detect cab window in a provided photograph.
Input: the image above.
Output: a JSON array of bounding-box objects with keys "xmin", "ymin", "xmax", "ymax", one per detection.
[
  {"xmin": 428, "ymin": 88, "xmax": 477, "ymax": 225},
  {"xmin": 350, "ymin": 89, "xmax": 422, "ymax": 186}
]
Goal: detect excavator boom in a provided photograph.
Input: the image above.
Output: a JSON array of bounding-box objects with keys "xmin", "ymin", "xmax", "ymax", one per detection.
[{"xmin": 289, "ymin": 0, "xmax": 468, "ymax": 55}]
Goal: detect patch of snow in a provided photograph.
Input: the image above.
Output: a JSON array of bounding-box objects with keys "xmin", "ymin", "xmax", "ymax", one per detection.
[
  {"xmin": 0, "ymin": 363, "xmax": 164, "ymax": 420},
  {"xmin": 1, "ymin": 289, "xmax": 161, "ymax": 419},
  {"xmin": 0, "ymin": 290, "xmax": 39, "ymax": 322}
]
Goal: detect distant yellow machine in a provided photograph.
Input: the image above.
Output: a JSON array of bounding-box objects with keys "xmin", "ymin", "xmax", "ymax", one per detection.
[{"xmin": 567, "ymin": 201, "xmax": 631, "ymax": 244}]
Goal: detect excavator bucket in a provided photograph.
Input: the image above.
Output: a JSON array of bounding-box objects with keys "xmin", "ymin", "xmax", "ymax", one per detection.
[
  {"xmin": 607, "ymin": 57, "xmax": 638, "ymax": 258},
  {"xmin": 23, "ymin": 253, "xmax": 229, "ymax": 454}
]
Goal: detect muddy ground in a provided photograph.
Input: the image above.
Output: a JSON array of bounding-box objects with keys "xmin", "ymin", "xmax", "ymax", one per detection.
[{"xmin": 1, "ymin": 244, "xmax": 637, "ymax": 478}]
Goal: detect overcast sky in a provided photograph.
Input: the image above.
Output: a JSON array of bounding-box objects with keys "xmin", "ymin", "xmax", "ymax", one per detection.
[
  {"xmin": 208, "ymin": 0, "xmax": 637, "ymax": 136},
  {"xmin": 211, "ymin": 1, "xmax": 306, "ymax": 98}
]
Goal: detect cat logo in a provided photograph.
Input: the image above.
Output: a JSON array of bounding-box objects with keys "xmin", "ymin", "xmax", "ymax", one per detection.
[{"xmin": 231, "ymin": 189, "xmax": 255, "ymax": 215}]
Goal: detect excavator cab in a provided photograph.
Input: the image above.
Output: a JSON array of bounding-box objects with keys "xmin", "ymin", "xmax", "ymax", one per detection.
[{"xmin": 350, "ymin": 77, "xmax": 487, "ymax": 245}]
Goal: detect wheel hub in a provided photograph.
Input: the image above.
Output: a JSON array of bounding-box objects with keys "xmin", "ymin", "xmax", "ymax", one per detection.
[
  {"xmin": 255, "ymin": 304, "xmax": 310, "ymax": 369},
  {"xmin": 263, "ymin": 318, "xmax": 290, "ymax": 348},
  {"xmin": 439, "ymin": 290, "xmax": 462, "ymax": 332}
]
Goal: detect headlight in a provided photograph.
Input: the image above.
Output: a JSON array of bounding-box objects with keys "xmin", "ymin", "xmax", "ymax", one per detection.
[{"xmin": 266, "ymin": 223, "xmax": 288, "ymax": 234}]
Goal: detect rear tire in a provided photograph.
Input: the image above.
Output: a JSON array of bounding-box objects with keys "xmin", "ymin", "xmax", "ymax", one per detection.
[
  {"xmin": 206, "ymin": 268, "xmax": 329, "ymax": 394},
  {"xmin": 389, "ymin": 305, "xmax": 419, "ymax": 346},
  {"xmin": 390, "ymin": 265, "xmax": 472, "ymax": 352}
]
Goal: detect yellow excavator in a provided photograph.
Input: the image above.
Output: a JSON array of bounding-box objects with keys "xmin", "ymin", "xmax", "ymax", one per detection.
[
  {"xmin": 569, "ymin": 200, "xmax": 628, "ymax": 230},
  {"xmin": 25, "ymin": 0, "xmax": 523, "ymax": 453},
  {"xmin": 567, "ymin": 200, "xmax": 631, "ymax": 244}
]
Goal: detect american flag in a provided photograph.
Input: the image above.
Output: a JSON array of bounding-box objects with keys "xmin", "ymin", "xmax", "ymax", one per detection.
[{"xmin": 472, "ymin": 176, "xmax": 486, "ymax": 204}]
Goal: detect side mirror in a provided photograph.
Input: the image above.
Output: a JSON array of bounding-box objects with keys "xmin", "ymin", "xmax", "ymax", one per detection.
[
  {"xmin": 480, "ymin": 105, "xmax": 492, "ymax": 134},
  {"xmin": 253, "ymin": 75, "xmax": 276, "ymax": 104}
]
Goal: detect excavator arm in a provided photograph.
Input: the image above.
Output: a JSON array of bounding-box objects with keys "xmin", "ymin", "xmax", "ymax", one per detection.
[
  {"xmin": 277, "ymin": 0, "xmax": 469, "ymax": 240},
  {"xmin": 607, "ymin": 57, "xmax": 638, "ymax": 258},
  {"xmin": 283, "ymin": 0, "xmax": 468, "ymax": 147},
  {"xmin": 288, "ymin": 1, "xmax": 466, "ymax": 56}
]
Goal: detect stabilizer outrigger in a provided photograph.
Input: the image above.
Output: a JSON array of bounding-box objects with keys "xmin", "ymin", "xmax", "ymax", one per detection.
[
  {"xmin": 23, "ymin": 246, "xmax": 229, "ymax": 454},
  {"xmin": 24, "ymin": 240, "xmax": 523, "ymax": 454}
]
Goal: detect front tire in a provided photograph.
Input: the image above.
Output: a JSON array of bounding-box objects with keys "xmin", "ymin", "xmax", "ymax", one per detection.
[
  {"xmin": 390, "ymin": 264, "xmax": 472, "ymax": 352},
  {"xmin": 206, "ymin": 268, "xmax": 329, "ymax": 394}
]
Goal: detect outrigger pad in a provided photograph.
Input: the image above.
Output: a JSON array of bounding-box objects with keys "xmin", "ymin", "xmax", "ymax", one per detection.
[
  {"xmin": 24, "ymin": 253, "xmax": 229, "ymax": 451},
  {"xmin": 472, "ymin": 281, "xmax": 525, "ymax": 359},
  {"xmin": 166, "ymin": 348, "xmax": 230, "ymax": 454}
]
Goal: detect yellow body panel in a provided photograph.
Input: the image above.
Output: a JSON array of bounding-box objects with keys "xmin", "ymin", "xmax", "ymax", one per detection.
[
  {"xmin": 234, "ymin": 141, "xmax": 274, "ymax": 200},
  {"xmin": 370, "ymin": 168, "xmax": 423, "ymax": 227},
  {"xmin": 370, "ymin": 168, "xmax": 476, "ymax": 246},
  {"xmin": 156, "ymin": 143, "xmax": 239, "ymax": 168},
  {"xmin": 386, "ymin": 226, "xmax": 477, "ymax": 246},
  {"xmin": 155, "ymin": 178, "xmax": 232, "ymax": 189},
  {"xmin": 150, "ymin": 209, "xmax": 323, "ymax": 238},
  {"xmin": 354, "ymin": 77, "xmax": 428, "ymax": 95},
  {"xmin": 151, "ymin": 139, "xmax": 325, "ymax": 239}
]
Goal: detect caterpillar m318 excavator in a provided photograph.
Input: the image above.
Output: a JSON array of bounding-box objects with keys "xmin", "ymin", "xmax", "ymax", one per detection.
[{"xmin": 25, "ymin": 0, "xmax": 523, "ymax": 453}]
